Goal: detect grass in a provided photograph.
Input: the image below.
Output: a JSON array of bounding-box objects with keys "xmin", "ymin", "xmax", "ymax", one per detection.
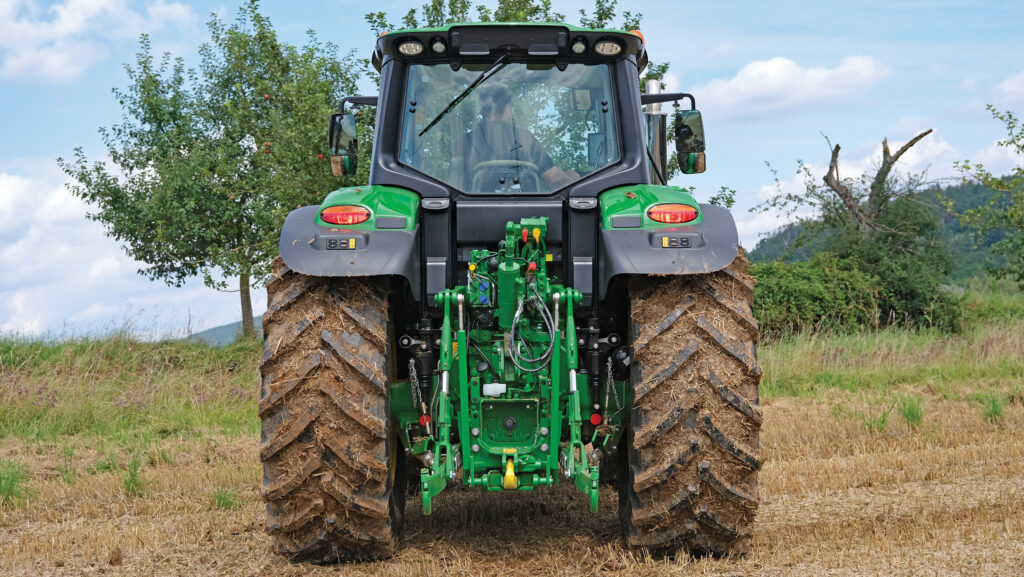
[
  {"xmin": 962, "ymin": 276, "xmax": 1024, "ymax": 324},
  {"xmin": 0, "ymin": 459, "xmax": 33, "ymax": 508},
  {"xmin": 974, "ymin": 392, "xmax": 1006, "ymax": 423},
  {"xmin": 211, "ymin": 487, "xmax": 240, "ymax": 510},
  {"xmin": 0, "ymin": 336, "xmax": 260, "ymax": 442},
  {"xmin": 898, "ymin": 395, "xmax": 925, "ymax": 428},
  {"xmin": 110, "ymin": 452, "xmax": 147, "ymax": 497},
  {"xmin": 58, "ymin": 443, "xmax": 76, "ymax": 484},
  {"xmin": 759, "ymin": 321, "xmax": 1024, "ymax": 399},
  {"xmin": 859, "ymin": 401, "xmax": 894, "ymax": 433}
]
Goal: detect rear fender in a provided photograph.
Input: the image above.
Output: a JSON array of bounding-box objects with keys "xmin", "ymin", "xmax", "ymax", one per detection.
[
  {"xmin": 278, "ymin": 185, "xmax": 421, "ymax": 297},
  {"xmin": 598, "ymin": 184, "xmax": 739, "ymax": 299}
]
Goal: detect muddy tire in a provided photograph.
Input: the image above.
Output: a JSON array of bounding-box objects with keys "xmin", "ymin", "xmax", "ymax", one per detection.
[
  {"xmin": 619, "ymin": 248, "xmax": 762, "ymax": 556},
  {"xmin": 259, "ymin": 257, "xmax": 404, "ymax": 562}
]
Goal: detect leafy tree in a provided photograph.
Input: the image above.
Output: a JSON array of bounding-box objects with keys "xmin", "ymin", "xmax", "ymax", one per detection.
[
  {"xmin": 956, "ymin": 105, "xmax": 1024, "ymax": 284},
  {"xmin": 59, "ymin": 1, "xmax": 359, "ymax": 338}
]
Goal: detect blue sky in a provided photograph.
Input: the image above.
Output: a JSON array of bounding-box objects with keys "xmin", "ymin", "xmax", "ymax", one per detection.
[{"xmin": 2, "ymin": 0, "xmax": 1023, "ymax": 338}]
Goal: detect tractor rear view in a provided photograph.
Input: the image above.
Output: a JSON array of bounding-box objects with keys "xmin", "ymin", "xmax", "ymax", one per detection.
[{"xmin": 259, "ymin": 22, "xmax": 761, "ymax": 562}]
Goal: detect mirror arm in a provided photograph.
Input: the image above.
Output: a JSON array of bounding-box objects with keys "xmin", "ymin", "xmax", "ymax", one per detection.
[
  {"xmin": 338, "ymin": 95, "xmax": 380, "ymax": 113},
  {"xmin": 640, "ymin": 92, "xmax": 695, "ymax": 110}
]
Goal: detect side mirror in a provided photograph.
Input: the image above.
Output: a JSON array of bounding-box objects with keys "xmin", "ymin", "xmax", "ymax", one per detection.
[
  {"xmin": 329, "ymin": 113, "xmax": 358, "ymax": 177},
  {"xmin": 674, "ymin": 110, "xmax": 706, "ymax": 173},
  {"xmin": 680, "ymin": 152, "xmax": 706, "ymax": 174}
]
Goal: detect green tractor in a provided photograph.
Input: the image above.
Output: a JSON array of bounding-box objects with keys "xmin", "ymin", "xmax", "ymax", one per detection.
[{"xmin": 259, "ymin": 22, "xmax": 761, "ymax": 562}]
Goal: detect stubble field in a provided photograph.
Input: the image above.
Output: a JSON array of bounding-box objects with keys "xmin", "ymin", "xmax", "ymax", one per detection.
[{"xmin": 2, "ymin": 313, "xmax": 1023, "ymax": 576}]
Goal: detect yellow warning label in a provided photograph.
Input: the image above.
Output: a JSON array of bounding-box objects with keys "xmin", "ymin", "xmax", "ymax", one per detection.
[
  {"xmin": 502, "ymin": 448, "xmax": 516, "ymax": 454},
  {"xmin": 545, "ymin": 253, "xmax": 553, "ymax": 262},
  {"xmin": 662, "ymin": 236, "xmax": 669, "ymax": 248},
  {"xmin": 348, "ymin": 238, "xmax": 356, "ymax": 249}
]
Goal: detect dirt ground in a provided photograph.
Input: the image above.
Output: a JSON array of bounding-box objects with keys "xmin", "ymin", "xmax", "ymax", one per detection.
[{"xmin": 2, "ymin": 394, "xmax": 1023, "ymax": 577}]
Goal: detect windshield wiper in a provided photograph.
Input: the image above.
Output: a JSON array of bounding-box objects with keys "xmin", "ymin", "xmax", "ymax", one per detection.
[{"xmin": 418, "ymin": 53, "xmax": 508, "ymax": 137}]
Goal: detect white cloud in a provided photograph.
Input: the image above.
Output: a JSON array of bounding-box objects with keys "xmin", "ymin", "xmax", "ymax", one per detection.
[
  {"xmin": 890, "ymin": 132, "xmax": 958, "ymax": 176},
  {"xmin": 1, "ymin": 292, "xmax": 43, "ymax": 335},
  {"xmin": 999, "ymin": 70, "xmax": 1024, "ymax": 98},
  {"xmin": 0, "ymin": 160, "xmax": 253, "ymax": 339},
  {"xmin": 87, "ymin": 255, "xmax": 120, "ymax": 280},
  {"xmin": 694, "ymin": 56, "xmax": 888, "ymax": 121},
  {"xmin": 0, "ymin": 0, "xmax": 194, "ymax": 82},
  {"xmin": 970, "ymin": 140, "xmax": 1023, "ymax": 176},
  {"xmin": 661, "ymin": 71, "xmax": 681, "ymax": 93}
]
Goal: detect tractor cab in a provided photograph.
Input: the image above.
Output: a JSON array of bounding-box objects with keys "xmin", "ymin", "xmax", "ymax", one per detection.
[{"xmin": 326, "ymin": 23, "xmax": 709, "ymax": 306}]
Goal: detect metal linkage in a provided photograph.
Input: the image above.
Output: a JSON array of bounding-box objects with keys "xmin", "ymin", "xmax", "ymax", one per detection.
[{"xmin": 417, "ymin": 217, "xmax": 602, "ymax": 515}]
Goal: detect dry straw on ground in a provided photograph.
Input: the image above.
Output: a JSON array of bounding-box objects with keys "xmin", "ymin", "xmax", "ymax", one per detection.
[
  {"xmin": 2, "ymin": 393, "xmax": 1022, "ymax": 577},
  {"xmin": 2, "ymin": 320, "xmax": 1023, "ymax": 575}
]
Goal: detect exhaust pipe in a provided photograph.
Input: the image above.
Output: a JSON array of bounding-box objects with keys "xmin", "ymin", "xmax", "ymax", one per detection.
[{"xmin": 644, "ymin": 79, "xmax": 668, "ymax": 184}]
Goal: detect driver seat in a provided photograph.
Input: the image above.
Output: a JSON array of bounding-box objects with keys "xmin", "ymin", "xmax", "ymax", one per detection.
[{"xmin": 470, "ymin": 160, "xmax": 542, "ymax": 193}]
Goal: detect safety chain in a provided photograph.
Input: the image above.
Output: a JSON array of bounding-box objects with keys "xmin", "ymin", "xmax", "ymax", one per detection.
[
  {"xmin": 606, "ymin": 356, "xmax": 621, "ymax": 410},
  {"xmin": 408, "ymin": 358, "xmax": 421, "ymax": 406}
]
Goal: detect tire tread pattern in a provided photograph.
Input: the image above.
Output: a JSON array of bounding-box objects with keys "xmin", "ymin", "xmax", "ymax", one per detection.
[
  {"xmin": 259, "ymin": 257, "xmax": 400, "ymax": 562},
  {"xmin": 620, "ymin": 248, "xmax": 761, "ymax": 557}
]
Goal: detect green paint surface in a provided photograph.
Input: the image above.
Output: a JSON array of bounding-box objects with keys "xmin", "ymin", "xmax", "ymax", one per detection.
[
  {"xmin": 385, "ymin": 21, "xmax": 638, "ymax": 36},
  {"xmin": 599, "ymin": 184, "xmax": 703, "ymax": 229},
  {"xmin": 316, "ymin": 185, "xmax": 419, "ymax": 230}
]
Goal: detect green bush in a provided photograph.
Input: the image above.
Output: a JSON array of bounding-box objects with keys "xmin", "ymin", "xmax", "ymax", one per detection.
[
  {"xmin": 751, "ymin": 255, "xmax": 882, "ymax": 340},
  {"xmin": 825, "ymin": 196, "xmax": 964, "ymax": 332}
]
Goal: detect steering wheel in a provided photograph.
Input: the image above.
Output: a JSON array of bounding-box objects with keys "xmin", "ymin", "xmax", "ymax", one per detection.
[{"xmin": 471, "ymin": 160, "xmax": 542, "ymax": 192}]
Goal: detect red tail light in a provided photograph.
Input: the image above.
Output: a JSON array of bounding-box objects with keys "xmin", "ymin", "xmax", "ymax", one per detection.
[
  {"xmin": 647, "ymin": 203, "xmax": 699, "ymax": 224},
  {"xmin": 320, "ymin": 205, "xmax": 370, "ymax": 225}
]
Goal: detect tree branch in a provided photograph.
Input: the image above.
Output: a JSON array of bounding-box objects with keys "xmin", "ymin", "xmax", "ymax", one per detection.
[
  {"xmin": 823, "ymin": 143, "xmax": 870, "ymax": 233},
  {"xmin": 867, "ymin": 129, "xmax": 933, "ymax": 221}
]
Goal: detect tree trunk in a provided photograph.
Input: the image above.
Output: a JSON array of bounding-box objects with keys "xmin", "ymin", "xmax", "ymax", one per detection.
[{"xmin": 240, "ymin": 272, "xmax": 256, "ymax": 339}]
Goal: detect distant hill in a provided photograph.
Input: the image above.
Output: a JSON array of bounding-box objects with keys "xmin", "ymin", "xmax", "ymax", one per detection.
[
  {"xmin": 186, "ymin": 315, "xmax": 263, "ymax": 347},
  {"xmin": 748, "ymin": 180, "xmax": 1005, "ymax": 280}
]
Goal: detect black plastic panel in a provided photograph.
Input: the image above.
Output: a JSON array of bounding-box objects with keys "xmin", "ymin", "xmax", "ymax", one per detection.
[
  {"xmin": 597, "ymin": 204, "xmax": 739, "ymax": 299},
  {"xmin": 456, "ymin": 200, "xmax": 563, "ymax": 242},
  {"xmin": 278, "ymin": 206, "xmax": 420, "ymax": 297},
  {"xmin": 376, "ymin": 216, "xmax": 407, "ymax": 229}
]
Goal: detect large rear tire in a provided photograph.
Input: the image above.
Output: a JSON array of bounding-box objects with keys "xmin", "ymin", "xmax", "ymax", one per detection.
[
  {"xmin": 619, "ymin": 248, "xmax": 762, "ymax": 556},
  {"xmin": 259, "ymin": 258, "xmax": 405, "ymax": 562}
]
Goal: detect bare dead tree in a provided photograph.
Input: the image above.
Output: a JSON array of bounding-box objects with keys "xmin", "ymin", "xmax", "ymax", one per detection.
[{"xmin": 822, "ymin": 129, "xmax": 933, "ymax": 236}]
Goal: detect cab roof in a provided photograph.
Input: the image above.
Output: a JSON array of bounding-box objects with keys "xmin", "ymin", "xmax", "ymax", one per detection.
[{"xmin": 372, "ymin": 22, "xmax": 647, "ymax": 72}]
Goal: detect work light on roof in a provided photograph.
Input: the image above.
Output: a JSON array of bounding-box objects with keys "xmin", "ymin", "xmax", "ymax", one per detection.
[
  {"xmin": 593, "ymin": 40, "xmax": 622, "ymax": 56},
  {"xmin": 398, "ymin": 40, "xmax": 425, "ymax": 56},
  {"xmin": 570, "ymin": 37, "xmax": 587, "ymax": 54},
  {"xmin": 431, "ymin": 39, "xmax": 447, "ymax": 54}
]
